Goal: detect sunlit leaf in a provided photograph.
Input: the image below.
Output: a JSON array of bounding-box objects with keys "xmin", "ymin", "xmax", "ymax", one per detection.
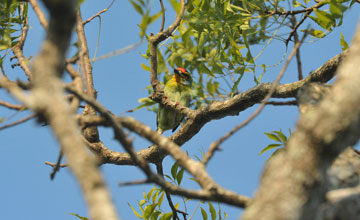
[
  {"xmin": 147, "ymin": 186, "xmax": 156, "ymax": 200},
  {"xmin": 128, "ymin": 203, "xmax": 143, "ymax": 218},
  {"xmin": 265, "ymin": 132, "xmax": 281, "ymax": 142},
  {"xmin": 340, "ymin": 32, "xmax": 349, "ymax": 51},
  {"xmin": 144, "ymin": 204, "xmax": 156, "ymax": 219},
  {"xmin": 258, "ymin": 144, "xmax": 282, "ymax": 155},
  {"xmin": 208, "ymin": 202, "xmax": 216, "ymax": 220},
  {"xmin": 201, "ymin": 207, "xmax": 208, "ymax": 220}
]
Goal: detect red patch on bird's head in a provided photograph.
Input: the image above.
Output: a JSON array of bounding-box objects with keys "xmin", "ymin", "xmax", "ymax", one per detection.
[{"xmin": 175, "ymin": 67, "xmax": 188, "ymax": 73}]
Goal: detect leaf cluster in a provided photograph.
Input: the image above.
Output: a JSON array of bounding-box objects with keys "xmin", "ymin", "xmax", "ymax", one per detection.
[
  {"xmin": 259, "ymin": 129, "xmax": 290, "ymax": 162},
  {"xmin": 0, "ymin": 0, "xmax": 27, "ymax": 68}
]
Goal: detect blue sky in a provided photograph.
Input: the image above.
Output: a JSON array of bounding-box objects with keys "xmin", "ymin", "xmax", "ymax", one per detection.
[{"xmin": 0, "ymin": 1, "xmax": 359, "ymax": 220}]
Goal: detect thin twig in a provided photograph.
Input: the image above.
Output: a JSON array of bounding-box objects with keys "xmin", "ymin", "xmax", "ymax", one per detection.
[
  {"xmin": 0, "ymin": 114, "xmax": 36, "ymax": 131},
  {"xmin": 156, "ymin": 162, "xmax": 182, "ymax": 220},
  {"xmin": 286, "ymin": 11, "xmax": 311, "ymax": 45},
  {"xmin": 119, "ymin": 179, "xmax": 151, "ymax": 186},
  {"xmin": 265, "ymin": 100, "xmax": 297, "ymax": 106},
  {"xmin": 265, "ymin": 1, "xmax": 325, "ymax": 16},
  {"xmin": 291, "ymin": 15, "xmax": 303, "ymax": 80},
  {"xmin": 159, "ymin": 0, "xmax": 165, "ymax": 32},
  {"xmin": 0, "ymin": 100, "xmax": 24, "ymax": 110},
  {"xmin": 50, "ymin": 151, "xmax": 64, "ymax": 180},
  {"xmin": 45, "ymin": 161, "xmax": 68, "ymax": 168},
  {"xmin": 203, "ymin": 31, "xmax": 309, "ymax": 165},
  {"xmin": 91, "ymin": 40, "xmax": 144, "ymax": 62},
  {"xmin": 83, "ymin": 0, "xmax": 115, "ymax": 25}
]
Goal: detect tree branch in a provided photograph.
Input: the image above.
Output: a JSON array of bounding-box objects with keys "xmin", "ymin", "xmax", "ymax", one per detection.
[
  {"xmin": 203, "ymin": 31, "xmax": 307, "ymax": 165},
  {"xmin": 241, "ymin": 23, "xmax": 360, "ymax": 220},
  {"xmin": 15, "ymin": 1, "xmax": 120, "ymax": 220},
  {"xmin": 67, "ymin": 88, "xmax": 252, "ymax": 208}
]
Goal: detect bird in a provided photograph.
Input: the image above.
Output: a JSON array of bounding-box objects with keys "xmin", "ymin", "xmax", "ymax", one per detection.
[{"xmin": 156, "ymin": 67, "xmax": 193, "ymax": 134}]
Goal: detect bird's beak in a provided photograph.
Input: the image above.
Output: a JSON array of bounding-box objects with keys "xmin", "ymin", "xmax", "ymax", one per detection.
[{"xmin": 174, "ymin": 68, "xmax": 180, "ymax": 76}]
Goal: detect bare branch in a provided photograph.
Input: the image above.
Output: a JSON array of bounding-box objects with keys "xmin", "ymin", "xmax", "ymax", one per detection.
[
  {"xmin": 291, "ymin": 15, "xmax": 303, "ymax": 80},
  {"xmin": 159, "ymin": 0, "xmax": 165, "ymax": 32},
  {"xmin": 45, "ymin": 161, "xmax": 68, "ymax": 168},
  {"xmin": 265, "ymin": 1, "xmax": 325, "ymax": 16},
  {"xmin": 50, "ymin": 151, "xmax": 63, "ymax": 180},
  {"xmin": 12, "ymin": 8, "xmax": 31, "ymax": 80},
  {"xmin": 76, "ymin": 10, "xmax": 100, "ymax": 143},
  {"xmin": 69, "ymin": 88, "xmax": 252, "ymax": 208},
  {"xmin": 265, "ymin": 100, "xmax": 297, "ymax": 106},
  {"xmin": 20, "ymin": 1, "xmax": 121, "ymax": 220},
  {"xmin": 82, "ymin": 0, "xmax": 115, "ymax": 25},
  {"xmin": 29, "ymin": 0, "xmax": 49, "ymax": 29},
  {"xmin": 0, "ymin": 114, "xmax": 35, "ymax": 131},
  {"xmin": 0, "ymin": 100, "xmax": 24, "ymax": 110}
]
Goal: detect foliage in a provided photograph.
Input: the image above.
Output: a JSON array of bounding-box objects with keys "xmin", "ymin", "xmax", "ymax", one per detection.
[
  {"xmin": 0, "ymin": 0, "xmax": 27, "ymax": 68},
  {"xmin": 129, "ymin": 162, "xmax": 228, "ymax": 219},
  {"xmin": 130, "ymin": 0, "xmax": 354, "ymax": 111},
  {"xmin": 259, "ymin": 129, "xmax": 290, "ymax": 162}
]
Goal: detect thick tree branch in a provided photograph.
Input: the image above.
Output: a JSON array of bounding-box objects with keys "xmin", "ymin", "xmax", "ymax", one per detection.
[
  {"xmin": 9, "ymin": 1, "xmax": 120, "ymax": 220},
  {"xmin": 76, "ymin": 10, "xmax": 100, "ymax": 142},
  {"xmin": 73, "ymin": 50, "xmax": 346, "ymax": 169},
  {"xmin": 241, "ymin": 23, "xmax": 360, "ymax": 220},
  {"xmin": 69, "ymin": 88, "xmax": 252, "ymax": 208}
]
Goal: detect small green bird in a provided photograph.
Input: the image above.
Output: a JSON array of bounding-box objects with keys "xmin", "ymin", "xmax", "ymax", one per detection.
[{"xmin": 157, "ymin": 67, "xmax": 193, "ymax": 134}]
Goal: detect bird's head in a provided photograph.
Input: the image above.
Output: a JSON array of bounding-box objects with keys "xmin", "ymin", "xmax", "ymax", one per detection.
[{"xmin": 173, "ymin": 67, "xmax": 192, "ymax": 86}]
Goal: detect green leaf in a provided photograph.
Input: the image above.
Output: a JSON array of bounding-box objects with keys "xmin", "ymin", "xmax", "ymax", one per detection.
[
  {"xmin": 141, "ymin": 63, "xmax": 151, "ymax": 71},
  {"xmin": 208, "ymin": 202, "xmax": 216, "ymax": 220},
  {"xmin": 128, "ymin": 203, "xmax": 143, "ymax": 218},
  {"xmin": 176, "ymin": 168, "xmax": 185, "ymax": 185},
  {"xmin": 157, "ymin": 191, "xmax": 165, "ymax": 208},
  {"xmin": 152, "ymin": 190, "xmax": 159, "ymax": 203},
  {"xmin": 169, "ymin": 0, "xmax": 181, "ymax": 14},
  {"xmin": 303, "ymin": 29, "xmax": 326, "ymax": 38},
  {"xmin": 129, "ymin": 0, "xmax": 144, "ymax": 15},
  {"xmin": 201, "ymin": 207, "xmax": 208, "ymax": 220},
  {"xmin": 159, "ymin": 212, "xmax": 172, "ymax": 220},
  {"xmin": 329, "ymin": 0, "xmax": 347, "ymax": 19},
  {"xmin": 151, "ymin": 210, "xmax": 161, "ymax": 220},
  {"xmin": 311, "ymin": 9, "xmax": 335, "ymax": 30},
  {"xmin": 258, "ymin": 144, "xmax": 282, "ymax": 155},
  {"xmin": 340, "ymin": 33, "xmax": 349, "ymax": 51},
  {"xmin": 264, "ymin": 132, "xmax": 281, "ymax": 142},
  {"xmin": 139, "ymin": 199, "xmax": 146, "ymax": 206},
  {"xmin": 147, "ymin": 186, "xmax": 156, "ymax": 200},
  {"xmin": 144, "ymin": 204, "xmax": 156, "ymax": 219},
  {"xmin": 171, "ymin": 162, "xmax": 178, "ymax": 180},
  {"xmin": 68, "ymin": 213, "xmax": 89, "ymax": 220},
  {"xmin": 148, "ymin": 11, "xmax": 163, "ymax": 25},
  {"xmin": 132, "ymin": 97, "xmax": 156, "ymax": 111},
  {"xmin": 273, "ymin": 131, "xmax": 287, "ymax": 142}
]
